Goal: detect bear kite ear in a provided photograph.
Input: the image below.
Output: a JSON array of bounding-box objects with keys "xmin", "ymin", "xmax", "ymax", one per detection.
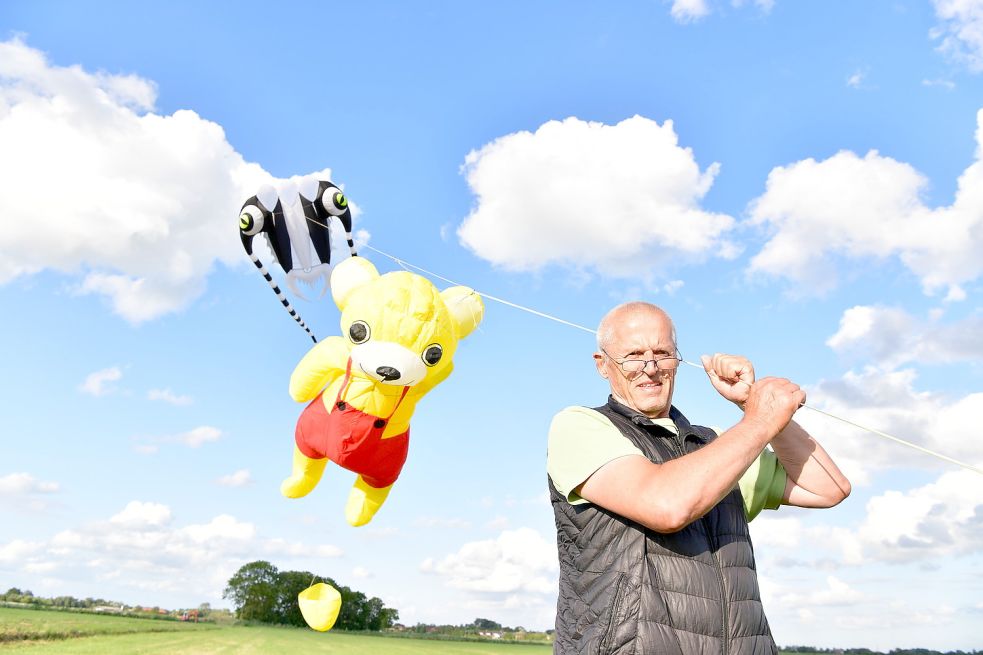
[
  {"xmin": 441, "ymin": 286, "xmax": 484, "ymax": 339},
  {"xmin": 331, "ymin": 257, "xmax": 380, "ymax": 310}
]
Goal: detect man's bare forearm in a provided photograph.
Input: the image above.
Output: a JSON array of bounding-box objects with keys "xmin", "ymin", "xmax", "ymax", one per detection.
[{"xmin": 770, "ymin": 420, "xmax": 851, "ymax": 507}]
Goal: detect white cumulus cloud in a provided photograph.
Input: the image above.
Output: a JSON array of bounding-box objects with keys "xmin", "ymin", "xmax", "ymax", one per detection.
[
  {"xmin": 847, "ymin": 69, "xmax": 866, "ymax": 88},
  {"xmin": 747, "ymin": 109, "xmax": 983, "ymax": 298},
  {"xmin": 420, "ymin": 527, "xmax": 557, "ymax": 594},
  {"xmin": 176, "ymin": 426, "xmax": 222, "ymax": 448},
  {"xmin": 78, "ymin": 366, "xmax": 122, "ymax": 396},
  {"xmin": 931, "ymin": 0, "xmax": 983, "ymax": 72},
  {"xmin": 0, "ymin": 472, "xmax": 60, "ymax": 512},
  {"xmin": 110, "ymin": 501, "xmax": 173, "ymax": 528},
  {"xmin": 457, "ymin": 116, "xmax": 738, "ymax": 281},
  {"xmin": 0, "ymin": 37, "xmax": 351, "ymax": 323},
  {"xmin": 0, "ymin": 472, "xmax": 60, "ymax": 496},
  {"xmin": 216, "ymin": 469, "xmax": 252, "ymax": 487},
  {"xmin": 132, "ymin": 425, "xmax": 223, "ymax": 452},
  {"xmin": 854, "ymin": 470, "xmax": 983, "ymax": 563},
  {"xmin": 796, "ymin": 367, "xmax": 983, "ymax": 483},
  {"xmin": 0, "ymin": 500, "xmax": 341, "ymax": 604},
  {"xmin": 826, "ymin": 305, "xmax": 983, "ymax": 368},
  {"xmin": 754, "ymin": 470, "xmax": 983, "ymax": 571},
  {"xmin": 147, "ymin": 388, "xmax": 193, "ymax": 406},
  {"xmin": 671, "ymin": 0, "xmax": 710, "ymax": 22},
  {"xmin": 774, "ymin": 575, "xmax": 865, "ymax": 608}
]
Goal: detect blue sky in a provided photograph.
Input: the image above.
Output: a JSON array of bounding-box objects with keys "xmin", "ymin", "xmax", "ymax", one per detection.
[{"xmin": 1, "ymin": 0, "xmax": 982, "ymax": 650}]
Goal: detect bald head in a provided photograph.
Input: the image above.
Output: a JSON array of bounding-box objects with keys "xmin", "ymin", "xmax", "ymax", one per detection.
[{"xmin": 596, "ymin": 302, "xmax": 677, "ymax": 353}]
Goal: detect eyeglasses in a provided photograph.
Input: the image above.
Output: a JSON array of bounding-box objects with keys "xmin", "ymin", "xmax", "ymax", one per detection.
[{"xmin": 601, "ymin": 348, "xmax": 681, "ymax": 378}]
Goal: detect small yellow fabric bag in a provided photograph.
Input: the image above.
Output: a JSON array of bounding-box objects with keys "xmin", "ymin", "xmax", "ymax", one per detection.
[{"xmin": 298, "ymin": 583, "xmax": 342, "ymax": 631}]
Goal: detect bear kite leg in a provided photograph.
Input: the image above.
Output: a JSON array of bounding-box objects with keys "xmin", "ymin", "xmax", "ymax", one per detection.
[
  {"xmin": 345, "ymin": 477, "xmax": 393, "ymax": 527},
  {"xmin": 281, "ymin": 446, "xmax": 328, "ymax": 498}
]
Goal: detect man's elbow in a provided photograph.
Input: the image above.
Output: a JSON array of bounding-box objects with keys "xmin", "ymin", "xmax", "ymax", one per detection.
[
  {"xmin": 816, "ymin": 478, "xmax": 852, "ymax": 508},
  {"xmin": 639, "ymin": 497, "xmax": 700, "ymax": 534},
  {"xmin": 830, "ymin": 478, "xmax": 852, "ymax": 506}
]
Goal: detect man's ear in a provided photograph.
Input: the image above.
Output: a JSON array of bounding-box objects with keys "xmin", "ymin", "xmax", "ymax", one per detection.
[{"xmin": 594, "ymin": 353, "xmax": 608, "ymax": 379}]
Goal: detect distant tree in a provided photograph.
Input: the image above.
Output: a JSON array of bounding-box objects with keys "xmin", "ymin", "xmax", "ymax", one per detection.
[
  {"xmin": 223, "ymin": 560, "xmax": 279, "ymax": 622},
  {"xmin": 336, "ymin": 587, "xmax": 368, "ymax": 630},
  {"xmin": 474, "ymin": 617, "xmax": 502, "ymax": 630},
  {"xmin": 274, "ymin": 570, "xmax": 318, "ymax": 627},
  {"xmin": 223, "ymin": 561, "xmax": 399, "ymax": 630}
]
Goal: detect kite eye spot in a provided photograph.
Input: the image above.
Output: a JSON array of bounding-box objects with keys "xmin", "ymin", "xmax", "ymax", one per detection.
[
  {"xmin": 321, "ymin": 186, "xmax": 349, "ymax": 216},
  {"xmin": 239, "ymin": 205, "xmax": 265, "ymax": 236},
  {"xmin": 349, "ymin": 321, "xmax": 370, "ymax": 344},
  {"xmin": 422, "ymin": 344, "xmax": 443, "ymax": 367}
]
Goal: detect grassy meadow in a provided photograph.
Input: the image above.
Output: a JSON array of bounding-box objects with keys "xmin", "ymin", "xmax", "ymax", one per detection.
[{"xmin": 0, "ymin": 607, "xmax": 554, "ymax": 654}]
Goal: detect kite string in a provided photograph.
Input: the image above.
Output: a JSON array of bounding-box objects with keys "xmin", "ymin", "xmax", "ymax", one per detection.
[
  {"xmin": 367, "ymin": 244, "xmax": 983, "ymax": 476},
  {"xmin": 362, "ymin": 244, "xmax": 597, "ymax": 334},
  {"xmin": 306, "ymin": 215, "xmax": 983, "ymax": 476},
  {"xmin": 676, "ymin": 360, "xmax": 983, "ymax": 475}
]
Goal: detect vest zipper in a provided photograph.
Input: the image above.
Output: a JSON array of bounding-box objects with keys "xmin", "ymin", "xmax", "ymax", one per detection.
[
  {"xmin": 673, "ymin": 429, "xmax": 729, "ymax": 655},
  {"xmin": 702, "ymin": 515, "xmax": 728, "ymax": 655}
]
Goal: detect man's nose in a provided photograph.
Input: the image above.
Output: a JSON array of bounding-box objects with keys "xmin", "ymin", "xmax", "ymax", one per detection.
[{"xmin": 639, "ymin": 360, "xmax": 667, "ymax": 377}]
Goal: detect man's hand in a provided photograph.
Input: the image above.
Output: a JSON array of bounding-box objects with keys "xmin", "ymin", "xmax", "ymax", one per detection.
[
  {"xmin": 742, "ymin": 377, "xmax": 806, "ymax": 437},
  {"xmin": 701, "ymin": 353, "xmax": 755, "ymax": 408}
]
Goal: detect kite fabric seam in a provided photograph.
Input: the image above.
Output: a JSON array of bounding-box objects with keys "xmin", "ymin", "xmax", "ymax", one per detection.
[{"xmin": 299, "ymin": 215, "xmax": 983, "ymax": 476}]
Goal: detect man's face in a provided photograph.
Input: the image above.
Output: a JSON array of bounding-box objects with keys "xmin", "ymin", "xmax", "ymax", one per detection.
[{"xmin": 595, "ymin": 308, "xmax": 677, "ymax": 419}]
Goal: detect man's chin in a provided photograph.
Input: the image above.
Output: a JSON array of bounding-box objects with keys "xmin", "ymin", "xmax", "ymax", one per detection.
[{"xmin": 631, "ymin": 392, "xmax": 669, "ymax": 416}]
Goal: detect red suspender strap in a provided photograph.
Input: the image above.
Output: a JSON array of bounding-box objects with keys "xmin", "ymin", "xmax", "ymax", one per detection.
[
  {"xmin": 386, "ymin": 387, "xmax": 411, "ymax": 420},
  {"xmin": 334, "ymin": 358, "xmax": 354, "ymax": 405}
]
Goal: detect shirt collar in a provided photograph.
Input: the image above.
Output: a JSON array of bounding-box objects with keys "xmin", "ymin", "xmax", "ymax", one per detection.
[{"xmin": 604, "ymin": 395, "xmax": 702, "ymax": 441}]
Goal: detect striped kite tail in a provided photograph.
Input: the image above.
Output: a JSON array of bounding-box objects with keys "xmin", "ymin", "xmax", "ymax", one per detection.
[{"xmin": 248, "ymin": 251, "xmax": 317, "ymax": 343}]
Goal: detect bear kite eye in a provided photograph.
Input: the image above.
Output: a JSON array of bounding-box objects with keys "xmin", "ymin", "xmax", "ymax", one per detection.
[
  {"xmin": 422, "ymin": 344, "xmax": 443, "ymax": 367},
  {"xmin": 349, "ymin": 321, "xmax": 370, "ymax": 344}
]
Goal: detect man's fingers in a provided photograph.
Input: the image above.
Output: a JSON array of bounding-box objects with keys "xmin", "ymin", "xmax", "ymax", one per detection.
[{"xmin": 705, "ymin": 352, "xmax": 754, "ymax": 385}]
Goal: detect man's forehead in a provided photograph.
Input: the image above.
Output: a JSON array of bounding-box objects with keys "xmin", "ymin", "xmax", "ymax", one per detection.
[{"xmin": 610, "ymin": 311, "xmax": 675, "ymax": 347}]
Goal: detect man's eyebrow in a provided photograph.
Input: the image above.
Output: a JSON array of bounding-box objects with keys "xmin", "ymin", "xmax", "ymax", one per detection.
[{"xmin": 625, "ymin": 348, "xmax": 673, "ymax": 357}]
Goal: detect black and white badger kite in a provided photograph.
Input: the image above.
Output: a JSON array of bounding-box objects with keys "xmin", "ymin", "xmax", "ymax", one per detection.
[{"xmin": 238, "ymin": 177, "xmax": 357, "ymax": 342}]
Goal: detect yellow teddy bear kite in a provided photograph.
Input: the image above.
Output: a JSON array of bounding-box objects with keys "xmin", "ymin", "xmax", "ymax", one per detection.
[{"xmin": 282, "ymin": 256, "xmax": 483, "ymax": 527}]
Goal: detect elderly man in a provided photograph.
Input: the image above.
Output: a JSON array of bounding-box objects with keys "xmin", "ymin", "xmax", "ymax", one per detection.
[{"xmin": 547, "ymin": 302, "xmax": 850, "ymax": 655}]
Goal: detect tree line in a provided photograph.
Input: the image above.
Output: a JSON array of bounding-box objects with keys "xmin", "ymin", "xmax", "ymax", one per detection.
[
  {"xmin": 1, "ymin": 588, "xmax": 120, "ymax": 609},
  {"xmin": 222, "ymin": 560, "xmax": 398, "ymax": 631}
]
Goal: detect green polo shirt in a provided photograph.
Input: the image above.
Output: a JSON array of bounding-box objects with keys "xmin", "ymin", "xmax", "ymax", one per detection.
[{"xmin": 547, "ymin": 406, "xmax": 787, "ymax": 522}]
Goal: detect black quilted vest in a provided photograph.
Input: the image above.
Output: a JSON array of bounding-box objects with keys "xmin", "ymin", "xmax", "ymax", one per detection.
[{"xmin": 549, "ymin": 397, "xmax": 777, "ymax": 655}]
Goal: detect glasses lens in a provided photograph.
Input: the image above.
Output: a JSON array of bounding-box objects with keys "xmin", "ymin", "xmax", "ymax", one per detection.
[{"xmin": 660, "ymin": 358, "xmax": 680, "ymax": 371}]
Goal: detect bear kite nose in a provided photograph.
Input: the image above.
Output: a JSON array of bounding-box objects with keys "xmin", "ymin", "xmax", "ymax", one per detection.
[{"xmin": 376, "ymin": 366, "xmax": 401, "ymax": 382}]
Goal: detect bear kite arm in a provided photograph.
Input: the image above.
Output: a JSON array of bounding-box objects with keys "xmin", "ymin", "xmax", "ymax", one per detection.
[{"xmin": 289, "ymin": 336, "xmax": 349, "ymax": 403}]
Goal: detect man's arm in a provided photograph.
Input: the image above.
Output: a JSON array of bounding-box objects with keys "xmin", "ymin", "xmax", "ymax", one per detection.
[
  {"xmin": 701, "ymin": 353, "xmax": 850, "ymax": 508},
  {"xmin": 772, "ymin": 420, "xmax": 851, "ymax": 507},
  {"xmin": 578, "ymin": 376, "xmax": 804, "ymax": 533}
]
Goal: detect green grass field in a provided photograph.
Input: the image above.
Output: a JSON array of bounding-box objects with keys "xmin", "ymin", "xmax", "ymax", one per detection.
[{"xmin": 0, "ymin": 607, "xmax": 553, "ymax": 654}]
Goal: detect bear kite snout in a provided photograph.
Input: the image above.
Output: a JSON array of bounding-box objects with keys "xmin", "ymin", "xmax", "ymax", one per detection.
[{"xmin": 376, "ymin": 366, "xmax": 400, "ymax": 381}]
